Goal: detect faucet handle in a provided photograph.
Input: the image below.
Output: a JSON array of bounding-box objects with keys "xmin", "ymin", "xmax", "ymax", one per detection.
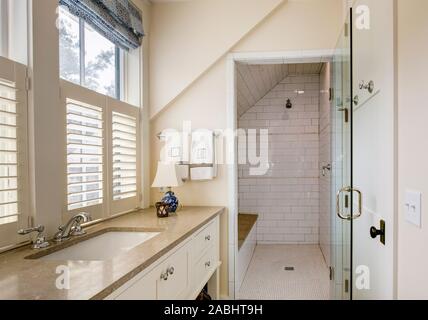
[
  {"xmin": 18, "ymin": 225, "xmax": 50, "ymax": 249},
  {"xmin": 18, "ymin": 225, "xmax": 44, "ymax": 235}
]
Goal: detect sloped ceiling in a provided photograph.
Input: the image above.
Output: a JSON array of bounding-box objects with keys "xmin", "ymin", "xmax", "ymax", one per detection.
[
  {"xmin": 237, "ymin": 63, "xmax": 323, "ymax": 116},
  {"xmin": 149, "ymin": 0, "xmax": 286, "ymax": 119}
]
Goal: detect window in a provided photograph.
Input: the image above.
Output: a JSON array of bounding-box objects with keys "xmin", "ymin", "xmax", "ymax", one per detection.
[
  {"xmin": 59, "ymin": 6, "xmax": 122, "ymax": 99},
  {"xmin": 0, "ymin": 56, "xmax": 29, "ymax": 249},
  {"xmin": 62, "ymin": 81, "xmax": 140, "ymax": 220},
  {"xmin": 0, "ymin": 0, "xmax": 28, "ymax": 64}
]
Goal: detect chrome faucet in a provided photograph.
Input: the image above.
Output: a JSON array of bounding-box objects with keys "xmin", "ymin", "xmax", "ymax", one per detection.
[
  {"xmin": 53, "ymin": 212, "xmax": 92, "ymax": 242},
  {"xmin": 18, "ymin": 225, "xmax": 50, "ymax": 249}
]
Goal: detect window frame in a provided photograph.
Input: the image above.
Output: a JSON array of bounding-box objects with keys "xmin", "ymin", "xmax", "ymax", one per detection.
[
  {"xmin": 59, "ymin": 7, "xmax": 123, "ymax": 101},
  {"xmin": 0, "ymin": 0, "xmax": 9, "ymax": 58}
]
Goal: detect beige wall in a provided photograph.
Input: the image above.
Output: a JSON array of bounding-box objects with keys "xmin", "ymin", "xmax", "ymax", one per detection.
[
  {"xmin": 233, "ymin": 0, "xmax": 343, "ymax": 52},
  {"xmin": 149, "ymin": 0, "xmax": 285, "ymax": 118},
  {"xmin": 397, "ymin": 0, "xmax": 428, "ymax": 299},
  {"xmin": 149, "ymin": 0, "xmax": 343, "ymax": 297}
]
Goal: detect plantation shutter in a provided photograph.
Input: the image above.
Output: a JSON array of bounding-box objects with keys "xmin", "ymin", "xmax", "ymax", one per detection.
[
  {"xmin": 0, "ymin": 56, "xmax": 29, "ymax": 250},
  {"xmin": 62, "ymin": 80, "xmax": 107, "ymax": 221},
  {"xmin": 66, "ymin": 101, "xmax": 104, "ymax": 210},
  {"xmin": 109, "ymin": 98, "xmax": 140, "ymax": 215},
  {"xmin": 62, "ymin": 81, "xmax": 140, "ymax": 220}
]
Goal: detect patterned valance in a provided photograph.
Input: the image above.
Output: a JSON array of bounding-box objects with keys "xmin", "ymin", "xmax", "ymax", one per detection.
[{"xmin": 59, "ymin": 0, "xmax": 145, "ymax": 50}]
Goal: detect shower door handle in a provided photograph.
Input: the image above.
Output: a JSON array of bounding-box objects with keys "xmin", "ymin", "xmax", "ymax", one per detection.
[{"xmin": 336, "ymin": 187, "xmax": 363, "ymax": 220}]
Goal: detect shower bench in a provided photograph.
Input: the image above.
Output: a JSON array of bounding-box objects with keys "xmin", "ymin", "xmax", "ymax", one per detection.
[{"xmin": 237, "ymin": 213, "xmax": 258, "ymax": 290}]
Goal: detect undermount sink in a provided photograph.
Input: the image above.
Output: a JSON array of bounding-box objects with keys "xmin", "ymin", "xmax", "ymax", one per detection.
[{"xmin": 37, "ymin": 230, "xmax": 160, "ymax": 261}]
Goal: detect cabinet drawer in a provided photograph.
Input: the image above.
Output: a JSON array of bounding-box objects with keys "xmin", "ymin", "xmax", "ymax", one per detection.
[
  {"xmin": 193, "ymin": 245, "xmax": 218, "ymax": 289},
  {"xmin": 156, "ymin": 243, "xmax": 189, "ymax": 300},
  {"xmin": 192, "ymin": 218, "xmax": 218, "ymax": 262}
]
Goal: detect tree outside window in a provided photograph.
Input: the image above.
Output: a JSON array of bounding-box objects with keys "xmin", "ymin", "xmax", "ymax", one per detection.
[{"xmin": 59, "ymin": 6, "xmax": 121, "ymax": 99}]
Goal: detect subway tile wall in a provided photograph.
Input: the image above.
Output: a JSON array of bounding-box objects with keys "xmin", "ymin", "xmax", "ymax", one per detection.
[{"xmin": 238, "ymin": 74, "xmax": 321, "ymax": 244}]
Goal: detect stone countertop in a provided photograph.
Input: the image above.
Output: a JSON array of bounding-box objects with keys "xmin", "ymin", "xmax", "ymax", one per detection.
[{"xmin": 0, "ymin": 206, "xmax": 224, "ymax": 300}]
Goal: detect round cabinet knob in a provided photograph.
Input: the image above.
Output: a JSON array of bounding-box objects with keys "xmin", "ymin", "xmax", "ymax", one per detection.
[
  {"xmin": 205, "ymin": 261, "xmax": 211, "ymax": 268},
  {"xmin": 168, "ymin": 267, "xmax": 175, "ymax": 275},
  {"xmin": 160, "ymin": 272, "xmax": 168, "ymax": 281},
  {"xmin": 205, "ymin": 235, "xmax": 211, "ymax": 241}
]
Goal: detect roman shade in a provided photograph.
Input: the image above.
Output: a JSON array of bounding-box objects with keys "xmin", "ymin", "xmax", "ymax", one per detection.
[{"xmin": 59, "ymin": 0, "xmax": 145, "ymax": 50}]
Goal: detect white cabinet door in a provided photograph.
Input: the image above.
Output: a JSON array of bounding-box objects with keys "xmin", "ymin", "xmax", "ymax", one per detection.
[
  {"xmin": 114, "ymin": 270, "xmax": 157, "ymax": 300},
  {"xmin": 156, "ymin": 242, "xmax": 189, "ymax": 300}
]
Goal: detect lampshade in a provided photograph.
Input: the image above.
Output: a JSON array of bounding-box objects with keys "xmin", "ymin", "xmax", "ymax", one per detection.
[{"xmin": 151, "ymin": 162, "xmax": 184, "ymax": 188}]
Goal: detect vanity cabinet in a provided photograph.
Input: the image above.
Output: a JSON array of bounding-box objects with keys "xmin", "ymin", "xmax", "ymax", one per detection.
[{"xmin": 107, "ymin": 215, "xmax": 220, "ymax": 300}]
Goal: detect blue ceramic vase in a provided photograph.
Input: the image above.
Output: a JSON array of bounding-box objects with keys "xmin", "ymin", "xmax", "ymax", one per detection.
[{"xmin": 162, "ymin": 191, "xmax": 179, "ymax": 213}]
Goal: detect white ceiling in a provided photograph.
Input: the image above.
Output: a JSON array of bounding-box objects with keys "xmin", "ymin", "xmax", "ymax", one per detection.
[{"xmin": 236, "ymin": 63, "xmax": 323, "ymax": 116}]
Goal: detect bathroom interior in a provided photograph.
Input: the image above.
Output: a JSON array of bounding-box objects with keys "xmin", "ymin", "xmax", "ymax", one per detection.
[
  {"xmin": 1, "ymin": 0, "xmax": 427, "ymax": 302},
  {"xmin": 236, "ymin": 62, "xmax": 333, "ymax": 300}
]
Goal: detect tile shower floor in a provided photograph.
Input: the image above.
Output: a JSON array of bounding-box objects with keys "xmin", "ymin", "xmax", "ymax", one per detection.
[{"xmin": 238, "ymin": 244, "xmax": 330, "ymax": 300}]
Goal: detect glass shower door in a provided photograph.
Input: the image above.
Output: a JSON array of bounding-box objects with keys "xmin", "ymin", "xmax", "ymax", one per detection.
[
  {"xmin": 330, "ymin": 10, "xmax": 353, "ymax": 300},
  {"xmin": 331, "ymin": 1, "xmax": 394, "ymax": 300}
]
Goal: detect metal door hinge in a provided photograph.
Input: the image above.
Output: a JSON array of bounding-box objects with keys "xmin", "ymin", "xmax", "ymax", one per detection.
[
  {"xmin": 329, "ymin": 88, "xmax": 334, "ymax": 101},
  {"xmin": 338, "ymin": 107, "xmax": 349, "ymax": 123},
  {"xmin": 25, "ymin": 77, "xmax": 31, "ymax": 91},
  {"xmin": 345, "ymin": 279, "xmax": 349, "ymax": 293}
]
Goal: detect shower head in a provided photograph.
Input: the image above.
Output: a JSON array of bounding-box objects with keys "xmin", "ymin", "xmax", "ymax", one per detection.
[{"xmin": 286, "ymin": 99, "xmax": 292, "ymax": 109}]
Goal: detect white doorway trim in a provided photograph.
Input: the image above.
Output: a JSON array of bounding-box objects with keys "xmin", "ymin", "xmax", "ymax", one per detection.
[{"xmin": 226, "ymin": 49, "xmax": 334, "ymax": 299}]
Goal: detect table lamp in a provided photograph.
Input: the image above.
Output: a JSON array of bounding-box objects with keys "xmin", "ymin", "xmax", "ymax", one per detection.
[{"xmin": 152, "ymin": 162, "xmax": 183, "ymax": 216}]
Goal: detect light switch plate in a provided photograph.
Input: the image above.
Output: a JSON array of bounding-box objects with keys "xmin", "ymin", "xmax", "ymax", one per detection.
[{"xmin": 405, "ymin": 190, "xmax": 422, "ymax": 227}]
